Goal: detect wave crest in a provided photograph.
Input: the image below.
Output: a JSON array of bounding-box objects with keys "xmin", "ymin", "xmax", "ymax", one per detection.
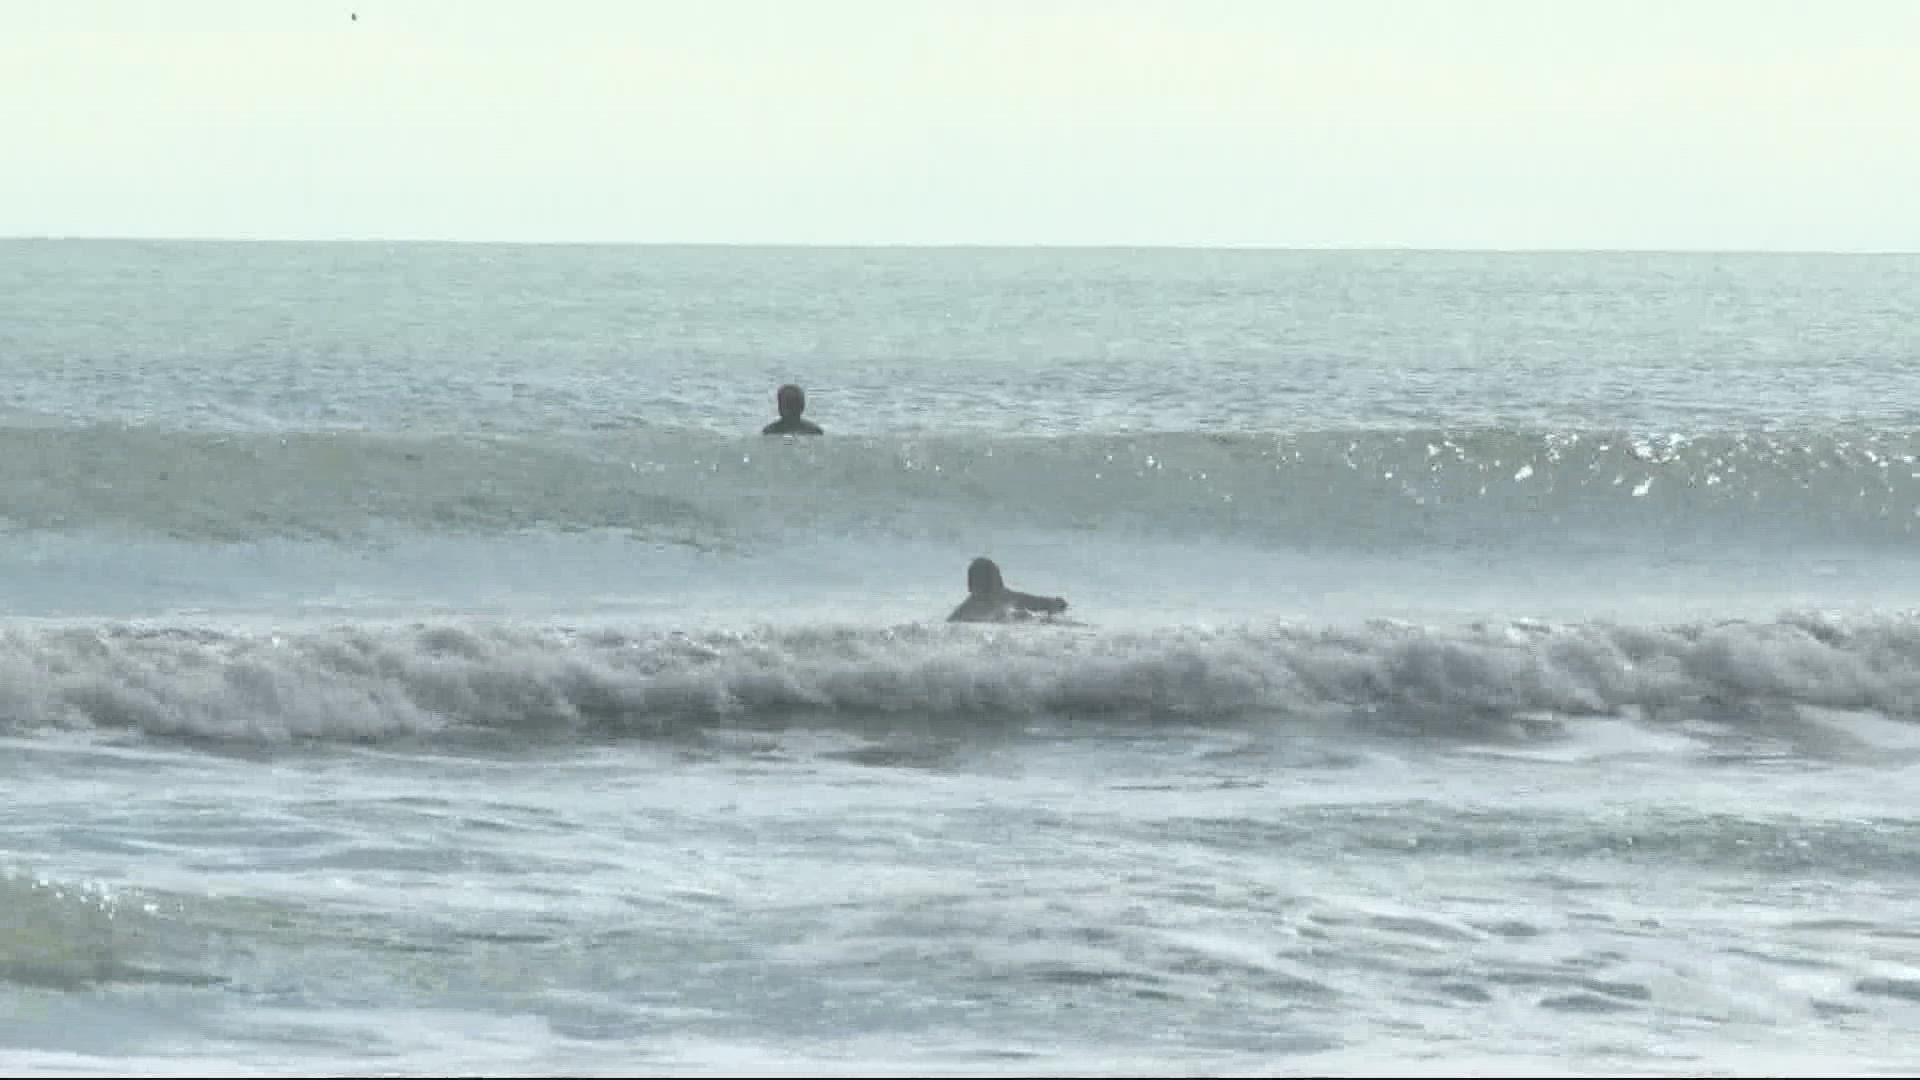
[{"xmin": 6, "ymin": 613, "xmax": 1920, "ymax": 746}]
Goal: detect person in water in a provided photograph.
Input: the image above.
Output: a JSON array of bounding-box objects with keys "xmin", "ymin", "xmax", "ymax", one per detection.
[
  {"xmin": 948, "ymin": 557, "xmax": 1069, "ymax": 623},
  {"xmin": 761, "ymin": 383, "xmax": 824, "ymax": 435}
]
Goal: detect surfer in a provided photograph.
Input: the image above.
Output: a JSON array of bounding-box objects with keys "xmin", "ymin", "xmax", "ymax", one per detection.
[
  {"xmin": 761, "ymin": 383, "xmax": 823, "ymax": 436},
  {"xmin": 947, "ymin": 557, "xmax": 1069, "ymax": 623}
]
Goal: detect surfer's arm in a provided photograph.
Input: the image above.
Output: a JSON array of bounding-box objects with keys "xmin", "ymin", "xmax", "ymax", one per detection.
[{"xmin": 1006, "ymin": 591, "xmax": 1068, "ymax": 615}]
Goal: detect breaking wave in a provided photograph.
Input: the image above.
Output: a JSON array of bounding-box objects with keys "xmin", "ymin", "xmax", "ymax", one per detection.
[{"xmin": 4, "ymin": 612, "xmax": 1920, "ymax": 747}]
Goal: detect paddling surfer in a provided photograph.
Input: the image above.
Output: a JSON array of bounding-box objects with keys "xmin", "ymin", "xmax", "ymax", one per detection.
[{"xmin": 947, "ymin": 557, "xmax": 1069, "ymax": 623}]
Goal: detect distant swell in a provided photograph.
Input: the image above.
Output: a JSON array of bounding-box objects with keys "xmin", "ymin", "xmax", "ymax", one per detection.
[
  {"xmin": 5, "ymin": 423, "xmax": 1920, "ymax": 551},
  {"xmin": 5, "ymin": 612, "xmax": 1920, "ymax": 746}
]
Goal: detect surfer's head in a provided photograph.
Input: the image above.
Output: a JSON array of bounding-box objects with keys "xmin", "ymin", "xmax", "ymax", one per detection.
[
  {"xmin": 966, "ymin": 557, "xmax": 1005, "ymax": 596},
  {"xmin": 776, "ymin": 384, "xmax": 806, "ymax": 419}
]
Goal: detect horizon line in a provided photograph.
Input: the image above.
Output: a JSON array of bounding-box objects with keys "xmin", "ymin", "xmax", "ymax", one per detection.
[{"xmin": 3, "ymin": 235, "xmax": 1916, "ymax": 257}]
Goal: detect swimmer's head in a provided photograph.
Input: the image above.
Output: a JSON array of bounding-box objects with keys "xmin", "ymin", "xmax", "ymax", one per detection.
[
  {"xmin": 776, "ymin": 384, "xmax": 806, "ymax": 419},
  {"xmin": 966, "ymin": 557, "xmax": 1004, "ymax": 596}
]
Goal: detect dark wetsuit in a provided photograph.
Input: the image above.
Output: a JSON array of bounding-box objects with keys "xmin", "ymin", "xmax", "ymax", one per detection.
[
  {"xmin": 763, "ymin": 384, "xmax": 823, "ymax": 435},
  {"xmin": 947, "ymin": 556, "xmax": 1068, "ymax": 622},
  {"xmin": 761, "ymin": 416, "xmax": 823, "ymax": 436},
  {"xmin": 947, "ymin": 590, "xmax": 1068, "ymax": 623}
]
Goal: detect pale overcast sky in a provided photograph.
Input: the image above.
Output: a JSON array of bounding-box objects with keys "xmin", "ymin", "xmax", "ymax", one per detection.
[{"xmin": 4, "ymin": 0, "xmax": 1917, "ymax": 249}]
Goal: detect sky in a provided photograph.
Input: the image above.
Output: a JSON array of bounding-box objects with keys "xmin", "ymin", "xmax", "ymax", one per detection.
[{"xmin": 3, "ymin": 0, "xmax": 1918, "ymax": 249}]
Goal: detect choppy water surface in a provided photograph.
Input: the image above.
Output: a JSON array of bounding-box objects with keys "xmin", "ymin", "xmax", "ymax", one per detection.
[{"xmin": 3, "ymin": 242, "xmax": 1919, "ymax": 1076}]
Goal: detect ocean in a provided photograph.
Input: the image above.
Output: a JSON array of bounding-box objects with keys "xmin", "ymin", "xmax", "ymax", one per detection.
[{"xmin": 2, "ymin": 240, "xmax": 1919, "ymax": 1076}]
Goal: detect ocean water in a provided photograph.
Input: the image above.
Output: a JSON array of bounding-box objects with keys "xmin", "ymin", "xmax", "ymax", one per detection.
[{"xmin": 3, "ymin": 240, "xmax": 1920, "ymax": 1076}]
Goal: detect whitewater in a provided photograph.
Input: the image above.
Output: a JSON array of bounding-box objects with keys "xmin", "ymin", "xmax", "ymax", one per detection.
[{"xmin": 3, "ymin": 241, "xmax": 1919, "ymax": 1076}]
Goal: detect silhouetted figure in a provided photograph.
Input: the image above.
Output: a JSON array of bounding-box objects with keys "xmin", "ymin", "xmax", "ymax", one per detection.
[
  {"xmin": 761, "ymin": 383, "xmax": 823, "ymax": 436},
  {"xmin": 947, "ymin": 557, "xmax": 1068, "ymax": 623}
]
